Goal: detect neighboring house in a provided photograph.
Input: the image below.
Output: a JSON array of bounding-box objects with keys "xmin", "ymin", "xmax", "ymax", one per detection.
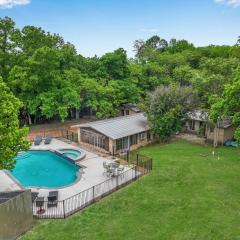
[
  {"xmin": 120, "ymin": 103, "xmax": 141, "ymax": 116},
  {"xmin": 185, "ymin": 110, "xmax": 208, "ymax": 135},
  {"xmin": 72, "ymin": 113, "xmax": 154, "ymax": 155},
  {"xmin": 185, "ymin": 110, "xmax": 235, "ymax": 145}
]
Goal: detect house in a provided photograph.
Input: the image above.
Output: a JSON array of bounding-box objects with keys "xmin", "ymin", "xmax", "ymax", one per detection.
[
  {"xmin": 72, "ymin": 113, "xmax": 154, "ymax": 155},
  {"xmin": 120, "ymin": 103, "xmax": 141, "ymax": 116},
  {"xmin": 185, "ymin": 110, "xmax": 235, "ymax": 145},
  {"xmin": 185, "ymin": 110, "xmax": 208, "ymax": 136}
]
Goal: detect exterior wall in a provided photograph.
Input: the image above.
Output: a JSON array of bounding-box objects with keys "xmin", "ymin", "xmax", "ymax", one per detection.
[
  {"xmin": 109, "ymin": 138, "xmax": 115, "ymax": 155},
  {"xmin": 0, "ymin": 190, "xmax": 33, "ymax": 240},
  {"xmin": 78, "ymin": 127, "xmax": 110, "ymax": 152},
  {"xmin": 206, "ymin": 125, "xmax": 235, "ymax": 145},
  {"xmin": 223, "ymin": 126, "xmax": 235, "ymax": 143},
  {"xmin": 129, "ymin": 137, "xmax": 150, "ymax": 151},
  {"xmin": 111, "ymin": 131, "xmax": 154, "ymax": 155},
  {"xmin": 185, "ymin": 120, "xmax": 202, "ymax": 133},
  {"xmin": 77, "ymin": 127, "xmax": 154, "ymax": 155}
]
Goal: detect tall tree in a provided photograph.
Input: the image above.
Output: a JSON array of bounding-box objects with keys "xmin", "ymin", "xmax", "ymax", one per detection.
[
  {"xmin": 145, "ymin": 84, "xmax": 198, "ymax": 140},
  {"xmin": 0, "ymin": 17, "xmax": 17, "ymax": 81},
  {"xmin": 210, "ymin": 68, "xmax": 240, "ymax": 143},
  {"xmin": 0, "ymin": 77, "xmax": 30, "ymax": 170}
]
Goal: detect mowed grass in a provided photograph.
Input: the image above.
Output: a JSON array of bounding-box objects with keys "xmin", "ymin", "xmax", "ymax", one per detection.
[{"xmin": 23, "ymin": 140, "xmax": 240, "ymax": 240}]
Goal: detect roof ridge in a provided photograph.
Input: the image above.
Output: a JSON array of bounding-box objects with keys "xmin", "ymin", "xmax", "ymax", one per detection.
[{"xmin": 89, "ymin": 112, "xmax": 144, "ymax": 126}]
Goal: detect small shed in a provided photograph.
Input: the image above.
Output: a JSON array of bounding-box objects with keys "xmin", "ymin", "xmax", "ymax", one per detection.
[
  {"xmin": 185, "ymin": 110, "xmax": 235, "ymax": 145},
  {"xmin": 120, "ymin": 103, "xmax": 141, "ymax": 116}
]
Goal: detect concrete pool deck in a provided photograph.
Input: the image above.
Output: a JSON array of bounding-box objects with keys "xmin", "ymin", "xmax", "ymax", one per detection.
[
  {"xmin": 28, "ymin": 139, "xmax": 129, "ymax": 200},
  {"xmin": 0, "ymin": 170, "xmax": 23, "ymax": 192}
]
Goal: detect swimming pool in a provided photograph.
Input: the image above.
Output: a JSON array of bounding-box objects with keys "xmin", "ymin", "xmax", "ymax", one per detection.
[{"xmin": 11, "ymin": 151, "xmax": 80, "ymax": 188}]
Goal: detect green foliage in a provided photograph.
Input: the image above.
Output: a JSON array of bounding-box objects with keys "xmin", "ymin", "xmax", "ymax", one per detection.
[
  {"xmin": 210, "ymin": 68, "xmax": 240, "ymax": 142},
  {"xmin": 0, "ymin": 77, "xmax": 30, "ymax": 170},
  {"xmin": 145, "ymin": 84, "xmax": 198, "ymax": 140},
  {"xmin": 1, "ymin": 17, "xmax": 240, "ymax": 143}
]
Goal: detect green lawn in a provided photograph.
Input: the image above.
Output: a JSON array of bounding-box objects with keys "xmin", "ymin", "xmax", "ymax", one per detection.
[{"xmin": 23, "ymin": 140, "xmax": 240, "ymax": 240}]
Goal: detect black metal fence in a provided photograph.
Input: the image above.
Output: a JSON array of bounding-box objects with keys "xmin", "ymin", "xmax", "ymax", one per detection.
[
  {"xmin": 121, "ymin": 152, "xmax": 153, "ymax": 174},
  {"xmin": 61, "ymin": 130, "xmax": 78, "ymax": 143},
  {"xmin": 32, "ymin": 155, "xmax": 152, "ymax": 219}
]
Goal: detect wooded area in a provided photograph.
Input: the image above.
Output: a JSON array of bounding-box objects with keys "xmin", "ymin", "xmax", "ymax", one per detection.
[{"xmin": 1, "ymin": 17, "xmax": 240, "ymax": 141}]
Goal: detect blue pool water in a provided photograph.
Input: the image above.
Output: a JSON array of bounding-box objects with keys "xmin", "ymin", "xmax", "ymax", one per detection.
[
  {"xmin": 12, "ymin": 151, "xmax": 80, "ymax": 188},
  {"xmin": 61, "ymin": 149, "xmax": 81, "ymax": 159}
]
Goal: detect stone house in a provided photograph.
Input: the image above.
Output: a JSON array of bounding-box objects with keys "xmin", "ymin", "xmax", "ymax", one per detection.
[{"xmin": 72, "ymin": 113, "xmax": 154, "ymax": 155}]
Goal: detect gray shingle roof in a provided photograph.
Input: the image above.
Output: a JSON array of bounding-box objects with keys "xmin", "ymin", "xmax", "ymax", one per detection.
[
  {"xmin": 187, "ymin": 110, "xmax": 208, "ymax": 121},
  {"xmin": 72, "ymin": 113, "xmax": 150, "ymax": 140}
]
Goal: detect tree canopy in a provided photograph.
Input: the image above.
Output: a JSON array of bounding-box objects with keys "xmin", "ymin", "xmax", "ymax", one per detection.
[
  {"xmin": 0, "ymin": 77, "xmax": 30, "ymax": 170},
  {"xmin": 1, "ymin": 16, "xmax": 240, "ymax": 142}
]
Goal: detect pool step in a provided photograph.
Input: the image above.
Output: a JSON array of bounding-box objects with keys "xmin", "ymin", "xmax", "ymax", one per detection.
[{"xmin": 15, "ymin": 152, "xmax": 32, "ymax": 160}]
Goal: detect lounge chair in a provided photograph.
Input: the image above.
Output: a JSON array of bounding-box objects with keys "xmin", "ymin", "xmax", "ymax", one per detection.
[
  {"xmin": 44, "ymin": 135, "xmax": 52, "ymax": 144},
  {"xmin": 47, "ymin": 191, "xmax": 58, "ymax": 208},
  {"xmin": 34, "ymin": 136, "xmax": 42, "ymax": 145}
]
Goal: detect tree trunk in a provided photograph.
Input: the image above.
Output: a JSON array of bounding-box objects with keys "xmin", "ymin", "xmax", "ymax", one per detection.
[
  {"xmin": 213, "ymin": 123, "xmax": 219, "ymax": 148},
  {"xmin": 27, "ymin": 113, "xmax": 32, "ymax": 125},
  {"xmin": 75, "ymin": 109, "xmax": 80, "ymax": 120},
  {"xmin": 89, "ymin": 108, "xmax": 93, "ymax": 119}
]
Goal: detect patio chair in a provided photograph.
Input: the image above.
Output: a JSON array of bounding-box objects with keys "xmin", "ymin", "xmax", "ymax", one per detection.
[
  {"xmin": 103, "ymin": 161, "xmax": 109, "ymax": 176},
  {"xmin": 34, "ymin": 135, "xmax": 42, "ymax": 145},
  {"xmin": 106, "ymin": 167, "xmax": 114, "ymax": 177},
  {"xmin": 47, "ymin": 191, "xmax": 58, "ymax": 208},
  {"xmin": 44, "ymin": 135, "xmax": 52, "ymax": 144},
  {"xmin": 31, "ymin": 192, "xmax": 39, "ymax": 203},
  {"xmin": 117, "ymin": 166, "xmax": 124, "ymax": 174},
  {"xmin": 36, "ymin": 197, "xmax": 45, "ymax": 214}
]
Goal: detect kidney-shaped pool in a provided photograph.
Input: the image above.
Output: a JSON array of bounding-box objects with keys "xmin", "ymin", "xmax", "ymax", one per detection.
[{"xmin": 11, "ymin": 150, "xmax": 80, "ymax": 188}]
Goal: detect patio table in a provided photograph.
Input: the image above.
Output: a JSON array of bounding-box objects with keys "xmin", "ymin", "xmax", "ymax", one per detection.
[{"xmin": 109, "ymin": 162, "xmax": 120, "ymax": 169}]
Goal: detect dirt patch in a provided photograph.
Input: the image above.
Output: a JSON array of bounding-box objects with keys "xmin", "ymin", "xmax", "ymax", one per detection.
[{"xmin": 28, "ymin": 118, "xmax": 93, "ymax": 140}]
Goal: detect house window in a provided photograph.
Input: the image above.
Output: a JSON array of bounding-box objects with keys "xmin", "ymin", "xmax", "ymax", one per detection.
[
  {"xmin": 147, "ymin": 132, "xmax": 151, "ymax": 141},
  {"xmin": 80, "ymin": 129, "xmax": 106, "ymax": 149},
  {"xmin": 139, "ymin": 132, "xmax": 145, "ymax": 141},
  {"xmin": 130, "ymin": 134, "xmax": 138, "ymax": 146},
  {"xmin": 190, "ymin": 120, "xmax": 195, "ymax": 130},
  {"xmin": 126, "ymin": 110, "xmax": 129, "ymax": 115},
  {"xmin": 116, "ymin": 137, "xmax": 129, "ymax": 151}
]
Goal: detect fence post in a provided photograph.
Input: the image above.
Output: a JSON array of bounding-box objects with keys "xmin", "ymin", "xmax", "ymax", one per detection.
[
  {"xmin": 136, "ymin": 154, "xmax": 139, "ymax": 166},
  {"xmin": 92, "ymin": 186, "xmax": 95, "ymax": 202},
  {"xmin": 63, "ymin": 200, "xmax": 66, "ymax": 218},
  {"xmin": 116, "ymin": 174, "xmax": 119, "ymax": 190}
]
